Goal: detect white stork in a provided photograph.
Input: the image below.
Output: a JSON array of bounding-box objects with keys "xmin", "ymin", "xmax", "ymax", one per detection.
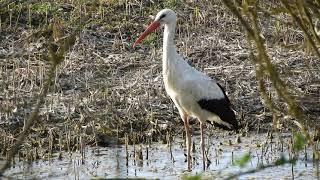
[{"xmin": 133, "ymin": 9, "xmax": 239, "ymax": 171}]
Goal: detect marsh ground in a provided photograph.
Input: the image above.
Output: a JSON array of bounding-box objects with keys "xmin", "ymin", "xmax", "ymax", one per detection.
[{"xmin": 0, "ymin": 0, "xmax": 319, "ymax": 179}]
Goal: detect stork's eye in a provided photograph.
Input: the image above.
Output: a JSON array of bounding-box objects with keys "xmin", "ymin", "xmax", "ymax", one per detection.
[{"xmin": 160, "ymin": 14, "xmax": 166, "ymax": 19}]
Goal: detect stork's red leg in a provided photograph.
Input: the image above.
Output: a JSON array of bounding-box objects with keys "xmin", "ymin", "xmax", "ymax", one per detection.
[
  {"xmin": 200, "ymin": 121, "xmax": 205, "ymax": 170},
  {"xmin": 183, "ymin": 116, "xmax": 191, "ymax": 171}
]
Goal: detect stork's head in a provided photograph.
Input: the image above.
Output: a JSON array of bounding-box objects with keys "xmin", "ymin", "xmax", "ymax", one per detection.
[
  {"xmin": 133, "ymin": 9, "xmax": 177, "ymax": 47},
  {"xmin": 154, "ymin": 9, "xmax": 177, "ymax": 25}
]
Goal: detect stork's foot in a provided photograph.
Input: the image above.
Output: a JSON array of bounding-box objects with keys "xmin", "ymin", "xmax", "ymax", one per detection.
[
  {"xmin": 184, "ymin": 153, "xmax": 192, "ymax": 171},
  {"xmin": 182, "ymin": 115, "xmax": 192, "ymax": 172},
  {"xmin": 206, "ymin": 157, "xmax": 211, "ymax": 169},
  {"xmin": 202, "ymin": 159, "xmax": 206, "ymax": 171},
  {"xmin": 200, "ymin": 121, "xmax": 206, "ymax": 171},
  {"xmin": 187, "ymin": 161, "xmax": 192, "ymax": 172}
]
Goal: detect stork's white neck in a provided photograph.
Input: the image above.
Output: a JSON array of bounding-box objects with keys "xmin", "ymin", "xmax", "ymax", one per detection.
[
  {"xmin": 163, "ymin": 23, "xmax": 176, "ymax": 52},
  {"xmin": 162, "ymin": 23, "xmax": 177, "ymax": 75}
]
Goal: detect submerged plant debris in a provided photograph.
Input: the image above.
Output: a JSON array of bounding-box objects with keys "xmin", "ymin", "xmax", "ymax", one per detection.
[{"xmin": 3, "ymin": 133, "xmax": 319, "ymax": 179}]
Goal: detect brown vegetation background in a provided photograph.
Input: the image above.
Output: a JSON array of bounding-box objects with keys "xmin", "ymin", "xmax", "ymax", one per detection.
[{"xmin": 0, "ymin": 0, "xmax": 319, "ymax": 170}]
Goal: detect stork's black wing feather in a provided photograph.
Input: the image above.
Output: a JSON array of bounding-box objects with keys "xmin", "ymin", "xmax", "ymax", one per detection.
[
  {"xmin": 197, "ymin": 83, "xmax": 238, "ymax": 130},
  {"xmin": 216, "ymin": 83, "xmax": 231, "ymax": 105}
]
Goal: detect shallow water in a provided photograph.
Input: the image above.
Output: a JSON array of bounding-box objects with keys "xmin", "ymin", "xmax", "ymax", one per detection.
[{"xmin": 3, "ymin": 133, "xmax": 319, "ymax": 179}]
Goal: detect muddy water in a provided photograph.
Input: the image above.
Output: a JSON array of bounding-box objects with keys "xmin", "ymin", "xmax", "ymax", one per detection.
[{"xmin": 3, "ymin": 133, "xmax": 319, "ymax": 179}]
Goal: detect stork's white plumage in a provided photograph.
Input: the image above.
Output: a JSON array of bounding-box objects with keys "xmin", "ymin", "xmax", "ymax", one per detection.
[{"xmin": 134, "ymin": 9, "xmax": 239, "ymax": 171}]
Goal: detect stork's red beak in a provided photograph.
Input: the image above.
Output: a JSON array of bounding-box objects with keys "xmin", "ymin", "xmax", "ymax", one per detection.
[{"xmin": 133, "ymin": 21, "xmax": 160, "ymax": 47}]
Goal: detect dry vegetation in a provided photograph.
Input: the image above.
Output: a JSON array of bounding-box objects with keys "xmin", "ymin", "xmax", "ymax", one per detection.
[{"xmin": 0, "ymin": 0, "xmax": 319, "ymax": 173}]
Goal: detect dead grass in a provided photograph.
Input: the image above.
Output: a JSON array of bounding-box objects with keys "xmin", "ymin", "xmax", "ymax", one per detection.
[{"xmin": 0, "ymin": 0, "xmax": 319, "ymax": 163}]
